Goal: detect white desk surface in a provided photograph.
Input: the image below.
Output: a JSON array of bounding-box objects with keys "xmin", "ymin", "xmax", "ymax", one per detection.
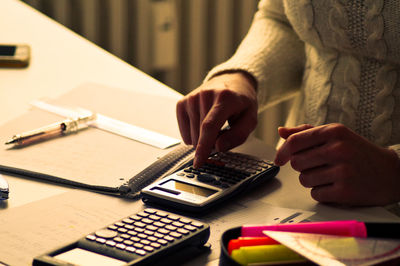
[
  {"xmin": 0, "ymin": 0, "xmax": 180, "ymax": 209},
  {"xmin": 1, "ymin": 1, "xmax": 399, "ymax": 265}
]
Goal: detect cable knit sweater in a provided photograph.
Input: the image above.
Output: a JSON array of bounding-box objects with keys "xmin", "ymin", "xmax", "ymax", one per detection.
[{"xmin": 206, "ymin": 0, "xmax": 400, "ymax": 157}]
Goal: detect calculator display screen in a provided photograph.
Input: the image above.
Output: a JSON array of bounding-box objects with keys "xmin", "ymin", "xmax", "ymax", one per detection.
[{"xmin": 161, "ymin": 179, "xmax": 217, "ymax": 197}]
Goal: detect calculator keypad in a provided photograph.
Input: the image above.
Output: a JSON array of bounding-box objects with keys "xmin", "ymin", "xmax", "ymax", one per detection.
[
  {"xmin": 84, "ymin": 209, "xmax": 205, "ymax": 258},
  {"xmin": 180, "ymin": 151, "xmax": 273, "ymax": 188}
]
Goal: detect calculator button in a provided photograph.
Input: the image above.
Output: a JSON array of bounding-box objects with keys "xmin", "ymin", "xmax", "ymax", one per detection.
[
  {"xmin": 191, "ymin": 222, "xmax": 204, "ymax": 228},
  {"xmin": 176, "ymin": 172, "xmax": 185, "ymax": 176},
  {"xmin": 150, "ymin": 242, "xmax": 161, "ymax": 249},
  {"xmin": 117, "ymin": 228, "xmax": 128, "ymax": 233},
  {"xmin": 143, "ymin": 246, "xmax": 154, "ymax": 252},
  {"xmin": 130, "ymin": 215, "xmax": 142, "ymax": 221},
  {"xmin": 157, "ymin": 239, "xmax": 168, "ymax": 245},
  {"xmin": 172, "ymin": 221, "xmax": 184, "ymax": 228},
  {"xmin": 186, "ymin": 174, "xmax": 195, "ymax": 178},
  {"xmin": 137, "ymin": 212, "xmax": 150, "ymax": 218},
  {"xmin": 131, "ymin": 237, "xmax": 140, "ymax": 242},
  {"xmin": 158, "ymin": 228, "xmax": 170, "ymax": 234},
  {"xmin": 167, "ymin": 214, "xmax": 180, "ymax": 221},
  {"xmin": 137, "ymin": 233, "xmax": 148, "ymax": 239},
  {"xmin": 170, "ymin": 232, "xmax": 182, "ymax": 239},
  {"xmin": 123, "ymin": 240, "xmax": 134, "ymax": 246},
  {"xmin": 198, "ymin": 173, "xmax": 216, "ymax": 183},
  {"xmin": 128, "ymin": 231, "xmax": 138, "ymax": 236},
  {"xmin": 149, "ymin": 215, "xmax": 161, "ymax": 221},
  {"xmin": 144, "ymin": 230, "xmax": 155, "ymax": 236},
  {"xmin": 122, "ymin": 218, "xmax": 134, "ymax": 224},
  {"xmin": 146, "ymin": 225, "xmax": 158, "ymax": 231},
  {"xmin": 155, "ymin": 211, "xmax": 168, "ymax": 217},
  {"xmin": 115, "ymin": 222, "xmax": 124, "ymax": 227},
  {"xmin": 120, "ymin": 234, "xmax": 131, "ymax": 239},
  {"xmin": 144, "ymin": 209, "xmax": 157, "ymax": 214},
  {"xmin": 113, "ymin": 237, "xmax": 124, "ymax": 243},
  {"xmin": 134, "ymin": 227, "xmax": 146, "ymax": 233},
  {"xmin": 124, "ymin": 225, "xmax": 134, "ymax": 230},
  {"xmin": 134, "ymin": 222, "xmax": 146, "ymax": 228},
  {"xmin": 153, "ymin": 222, "xmax": 165, "ymax": 228},
  {"xmin": 164, "ymin": 236, "xmax": 175, "ymax": 242},
  {"xmin": 140, "ymin": 239, "xmax": 151, "ymax": 245},
  {"xmin": 142, "ymin": 218, "xmax": 153, "ymax": 224},
  {"xmin": 126, "ymin": 247, "xmax": 136, "ymax": 253},
  {"xmin": 154, "ymin": 232, "xmax": 165, "ymax": 238},
  {"xmin": 105, "ymin": 240, "xmax": 116, "ymax": 247},
  {"xmin": 96, "ymin": 238, "xmax": 106, "ymax": 244},
  {"xmin": 177, "ymin": 228, "xmax": 190, "ymax": 235},
  {"xmin": 160, "ymin": 218, "xmax": 172, "ymax": 224},
  {"xmin": 135, "ymin": 249, "xmax": 147, "ymax": 256},
  {"xmin": 116, "ymin": 243, "xmax": 126, "ymax": 250},
  {"xmin": 165, "ymin": 225, "xmax": 177, "ymax": 231},
  {"xmin": 86, "ymin": 235, "xmax": 96, "ymax": 241},
  {"xmin": 107, "ymin": 225, "xmax": 118, "ymax": 231},
  {"xmin": 134, "ymin": 243, "xmax": 144, "ymax": 249},
  {"xmin": 148, "ymin": 236, "xmax": 158, "ymax": 242},
  {"xmin": 95, "ymin": 229, "xmax": 118, "ymax": 239}
]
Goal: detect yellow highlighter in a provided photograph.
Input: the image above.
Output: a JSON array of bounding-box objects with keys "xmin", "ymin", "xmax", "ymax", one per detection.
[{"xmin": 231, "ymin": 244, "xmax": 307, "ymax": 265}]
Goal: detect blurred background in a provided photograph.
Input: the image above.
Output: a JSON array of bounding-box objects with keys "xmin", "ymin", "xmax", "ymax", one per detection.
[{"xmin": 21, "ymin": 0, "xmax": 291, "ymax": 148}]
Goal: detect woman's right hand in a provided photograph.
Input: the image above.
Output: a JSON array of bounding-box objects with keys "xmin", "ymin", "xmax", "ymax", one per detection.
[{"xmin": 176, "ymin": 71, "xmax": 258, "ymax": 168}]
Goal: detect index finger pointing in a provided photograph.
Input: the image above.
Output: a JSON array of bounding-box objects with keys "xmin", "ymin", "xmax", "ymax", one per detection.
[{"xmin": 193, "ymin": 104, "xmax": 229, "ymax": 168}]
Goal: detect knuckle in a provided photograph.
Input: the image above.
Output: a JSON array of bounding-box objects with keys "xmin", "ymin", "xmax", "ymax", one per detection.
[
  {"xmin": 325, "ymin": 123, "xmax": 348, "ymax": 139},
  {"xmin": 216, "ymin": 88, "xmax": 235, "ymax": 101},
  {"xmin": 187, "ymin": 93, "xmax": 199, "ymax": 105},
  {"xmin": 326, "ymin": 141, "xmax": 351, "ymax": 160}
]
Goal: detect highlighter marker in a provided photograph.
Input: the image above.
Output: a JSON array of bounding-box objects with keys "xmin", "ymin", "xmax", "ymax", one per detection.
[
  {"xmin": 231, "ymin": 244, "xmax": 306, "ymax": 265},
  {"xmin": 228, "ymin": 237, "xmax": 279, "ymax": 255},
  {"xmin": 242, "ymin": 220, "xmax": 400, "ymax": 239},
  {"xmin": 242, "ymin": 220, "xmax": 367, "ymax": 238}
]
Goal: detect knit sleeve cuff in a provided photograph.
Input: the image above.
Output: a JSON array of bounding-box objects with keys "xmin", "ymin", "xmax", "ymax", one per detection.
[{"xmin": 389, "ymin": 144, "xmax": 400, "ymax": 159}]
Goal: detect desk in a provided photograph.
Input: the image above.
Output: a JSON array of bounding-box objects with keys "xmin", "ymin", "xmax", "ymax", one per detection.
[{"xmin": 1, "ymin": 1, "xmax": 399, "ymax": 266}]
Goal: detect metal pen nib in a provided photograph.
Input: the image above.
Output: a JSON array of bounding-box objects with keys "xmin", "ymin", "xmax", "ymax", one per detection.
[{"xmin": 5, "ymin": 114, "xmax": 96, "ymax": 147}]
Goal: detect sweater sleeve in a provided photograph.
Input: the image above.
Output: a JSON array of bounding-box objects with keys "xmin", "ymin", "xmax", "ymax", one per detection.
[
  {"xmin": 205, "ymin": 0, "xmax": 305, "ymax": 112},
  {"xmin": 389, "ymin": 144, "xmax": 400, "ymax": 159}
]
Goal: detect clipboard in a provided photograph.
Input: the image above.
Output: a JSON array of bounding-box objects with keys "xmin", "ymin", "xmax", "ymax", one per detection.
[{"xmin": 0, "ymin": 83, "xmax": 188, "ymax": 198}]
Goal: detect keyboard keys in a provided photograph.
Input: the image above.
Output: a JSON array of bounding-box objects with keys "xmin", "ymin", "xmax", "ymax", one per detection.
[{"xmin": 81, "ymin": 209, "xmax": 207, "ymax": 263}]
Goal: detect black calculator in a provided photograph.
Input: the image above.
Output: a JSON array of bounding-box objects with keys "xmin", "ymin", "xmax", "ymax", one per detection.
[
  {"xmin": 141, "ymin": 151, "xmax": 279, "ymax": 212},
  {"xmin": 33, "ymin": 208, "xmax": 210, "ymax": 266}
]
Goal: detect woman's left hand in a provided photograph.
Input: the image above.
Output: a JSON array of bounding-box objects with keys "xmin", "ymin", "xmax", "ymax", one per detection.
[{"xmin": 274, "ymin": 123, "xmax": 400, "ymax": 206}]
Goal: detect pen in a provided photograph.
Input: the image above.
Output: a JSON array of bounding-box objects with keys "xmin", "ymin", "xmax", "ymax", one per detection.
[
  {"xmin": 5, "ymin": 114, "xmax": 96, "ymax": 147},
  {"xmin": 0, "ymin": 174, "xmax": 9, "ymax": 200},
  {"xmin": 242, "ymin": 220, "xmax": 400, "ymax": 239}
]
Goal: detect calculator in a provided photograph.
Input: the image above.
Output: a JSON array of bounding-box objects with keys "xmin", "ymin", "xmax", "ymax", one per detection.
[
  {"xmin": 33, "ymin": 208, "xmax": 210, "ymax": 266},
  {"xmin": 141, "ymin": 151, "xmax": 279, "ymax": 212}
]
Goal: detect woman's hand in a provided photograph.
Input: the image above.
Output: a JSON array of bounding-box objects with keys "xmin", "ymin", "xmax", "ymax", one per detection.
[
  {"xmin": 274, "ymin": 123, "xmax": 400, "ymax": 206},
  {"xmin": 176, "ymin": 72, "xmax": 258, "ymax": 168}
]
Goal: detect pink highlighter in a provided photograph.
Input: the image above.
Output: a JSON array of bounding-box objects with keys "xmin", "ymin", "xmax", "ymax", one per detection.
[{"xmin": 242, "ymin": 220, "xmax": 368, "ymax": 237}]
